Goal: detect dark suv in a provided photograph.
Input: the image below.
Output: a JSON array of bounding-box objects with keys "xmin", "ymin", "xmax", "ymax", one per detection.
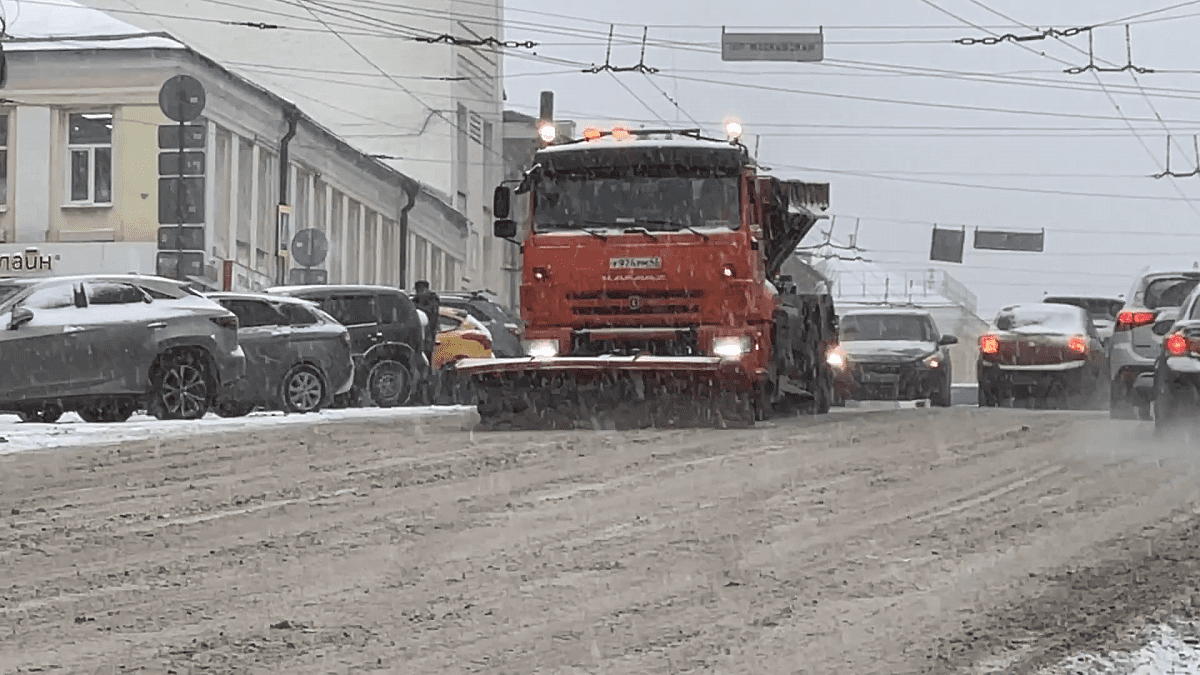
[
  {"xmin": 433, "ymin": 291, "xmax": 523, "ymax": 358},
  {"xmin": 266, "ymin": 285, "xmax": 427, "ymax": 407},
  {"xmin": 0, "ymin": 274, "xmax": 245, "ymax": 422}
]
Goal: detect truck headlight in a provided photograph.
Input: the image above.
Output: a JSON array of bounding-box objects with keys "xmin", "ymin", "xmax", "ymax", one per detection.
[
  {"xmin": 712, "ymin": 336, "xmax": 752, "ymax": 359},
  {"xmin": 523, "ymin": 339, "xmax": 559, "ymax": 358},
  {"xmin": 922, "ymin": 353, "xmax": 941, "ymax": 369},
  {"xmin": 827, "ymin": 347, "xmax": 847, "ymax": 370}
]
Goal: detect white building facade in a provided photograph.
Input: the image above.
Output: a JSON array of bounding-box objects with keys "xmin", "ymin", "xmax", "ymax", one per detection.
[
  {"xmin": 0, "ymin": 26, "xmax": 468, "ymax": 292},
  {"xmin": 74, "ymin": 0, "xmax": 509, "ymax": 304}
]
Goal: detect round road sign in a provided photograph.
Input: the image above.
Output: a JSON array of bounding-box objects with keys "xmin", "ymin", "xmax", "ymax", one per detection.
[
  {"xmin": 159, "ymin": 75, "xmax": 207, "ymax": 123},
  {"xmin": 291, "ymin": 228, "xmax": 329, "ymax": 268}
]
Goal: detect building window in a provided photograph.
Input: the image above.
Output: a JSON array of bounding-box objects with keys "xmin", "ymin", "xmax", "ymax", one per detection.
[
  {"xmin": 68, "ymin": 112, "xmax": 113, "ymax": 204},
  {"xmin": 0, "ymin": 113, "xmax": 8, "ymax": 204}
]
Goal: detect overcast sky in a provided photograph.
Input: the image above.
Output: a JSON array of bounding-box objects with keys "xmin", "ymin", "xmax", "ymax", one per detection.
[{"xmin": 501, "ymin": 0, "xmax": 1200, "ymax": 315}]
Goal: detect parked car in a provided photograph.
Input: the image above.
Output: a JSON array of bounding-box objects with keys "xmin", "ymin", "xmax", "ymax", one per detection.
[
  {"xmin": 977, "ymin": 303, "xmax": 1108, "ymax": 409},
  {"xmin": 1149, "ymin": 283, "xmax": 1200, "ymax": 440},
  {"xmin": 207, "ymin": 292, "xmax": 354, "ymax": 416},
  {"xmin": 1042, "ymin": 295, "xmax": 1124, "ymax": 346},
  {"xmin": 0, "ymin": 274, "xmax": 244, "ymax": 423},
  {"xmin": 433, "ymin": 290, "xmax": 522, "ymax": 358},
  {"xmin": 265, "ymin": 285, "xmax": 428, "ymax": 407},
  {"xmin": 1109, "ymin": 270, "xmax": 1200, "ymax": 420},
  {"xmin": 434, "ymin": 306, "xmax": 494, "ymax": 370},
  {"xmin": 431, "ymin": 306, "xmax": 494, "ymax": 404},
  {"xmin": 827, "ymin": 308, "xmax": 957, "ymax": 407}
]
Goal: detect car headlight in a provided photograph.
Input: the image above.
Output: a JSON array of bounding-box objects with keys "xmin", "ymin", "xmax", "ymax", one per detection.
[
  {"xmin": 522, "ymin": 339, "xmax": 559, "ymax": 358},
  {"xmin": 712, "ymin": 336, "xmax": 753, "ymax": 359},
  {"xmin": 922, "ymin": 353, "xmax": 941, "ymax": 369},
  {"xmin": 827, "ymin": 347, "xmax": 848, "ymax": 370}
]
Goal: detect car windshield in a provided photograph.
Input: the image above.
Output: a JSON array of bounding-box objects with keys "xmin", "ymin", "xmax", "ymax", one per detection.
[
  {"xmin": 1143, "ymin": 277, "xmax": 1200, "ymax": 310},
  {"xmin": 533, "ymin": 175, "xmax": 740, "ymax": 233},
  {"xmin": 994, "ymin": 305, "xmax": 1083, "ymax": 334},
  {"xmin": 840, "ymin": 314, "xmax": 931, "ymax": 342},
  {"xmin": 0, "ymin": 283, "xmax": 25, "ymax": 308}
]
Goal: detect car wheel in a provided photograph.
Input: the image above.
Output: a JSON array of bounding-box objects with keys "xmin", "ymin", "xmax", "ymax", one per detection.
[
  {"xmin": 281, "ymin": 365, "xmax": 326, "ymax": 414},
  {"xmin": 1038, "ymin": 378, "xmax": 1068, "ymax": 410},
  {"xmin": 78, "ymin": 398, "xmax": 137, "ymax": 423},
  {"xmin": 367, "ymin": 360, "xmax": 411, "ymax": 408},
  {"xmin": 977, "ymin": 381, "xmax": 996, "ymax": 407},
  {"xmin": 17, "ymin": 403, "xmax": 64, "ymax": 424},
  {"xmin": 808, "ymin": 368, "xmax": 832, "ymax": 415},
  {"xmin": 932, "ymin": 370, "xmax": 953, "ymax": 407},
  {"xmin": 214, "ymin": 400, "xmax": 255, "ymax": 418},
  {"xmin": 151, "ymin": 350, "xmax": 210, "ymax": 420}
]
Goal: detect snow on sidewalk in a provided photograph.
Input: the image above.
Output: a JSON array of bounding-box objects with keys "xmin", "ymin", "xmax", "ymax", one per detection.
[
  {"xmin": 1039, "ymin": 620, "xmax": 1200, "ymax": 675},
  {"xmin": 0, "ymin": 405, "xmax": 479, "ymax": 455}
]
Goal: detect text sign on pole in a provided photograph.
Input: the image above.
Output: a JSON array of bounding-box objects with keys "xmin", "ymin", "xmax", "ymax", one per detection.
[
  {"xmin": 721, "ymin": 31, "xmax": 824, "ymax": 62},
  {"xmin": 974, "ymin": 228, "xmax": 1045, "ymax": 252}
]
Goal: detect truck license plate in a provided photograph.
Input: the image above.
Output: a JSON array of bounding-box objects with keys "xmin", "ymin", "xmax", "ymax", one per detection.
[
  {"xmin": 610, "ymin": 256, "xmax": 662, "ymax": 270},
  {"xmin": 859, "ymin": 372, "xmax": 899, "ymax": 384}
]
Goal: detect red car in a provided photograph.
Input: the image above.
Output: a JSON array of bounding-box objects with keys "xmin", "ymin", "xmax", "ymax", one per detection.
[{"xmin": 977, "ymin": 303, "xmax": 1109, "ymax": 409}]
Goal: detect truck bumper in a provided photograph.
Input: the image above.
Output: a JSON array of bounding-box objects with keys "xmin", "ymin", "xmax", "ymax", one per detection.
[{"xmin": 455, "ymin": 355, "xmax": 756, "ymax": 389}]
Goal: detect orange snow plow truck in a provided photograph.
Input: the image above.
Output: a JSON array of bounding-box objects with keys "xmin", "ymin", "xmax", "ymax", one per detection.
[{"xmin": 456, "ymin": 124, "xmax": 837, "ymax": 431}]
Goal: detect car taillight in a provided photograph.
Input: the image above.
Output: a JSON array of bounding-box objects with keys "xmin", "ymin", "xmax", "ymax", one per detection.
[
  {"xmin": 462, "ymin": 331, "xmax": 493, "ymax": 351},
  {"xmin": 980, "ymin": 334, "xmax": 999, "ymax": 355},
  {"xmin": 1068, "ymin": 335, "xmax": 1087, "ymax": 354},
  {"xmin": 211, "ymin": 315, "xmax": 238, "ymax": 332},
  {"xmin": 1116, "ymin": 310, "xmax": 1157, "ymax": 331},
  {"xmin": 1167, "ymin": 332, "xmax": 1191, "ymax": 356}
]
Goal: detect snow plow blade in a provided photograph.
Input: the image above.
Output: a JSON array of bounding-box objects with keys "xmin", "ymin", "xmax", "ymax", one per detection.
[{"xmin": 455, "ymin": 356, "xmax": 756, "ymax": 431}]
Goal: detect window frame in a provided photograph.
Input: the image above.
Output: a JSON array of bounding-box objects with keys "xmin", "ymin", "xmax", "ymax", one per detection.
[
  {"xmin": 66, "ymin": 111, "xmax": 114, "ymax": 206},
  {"xmin": 0, "ymin": 111, "xmax": 9, "ymax": 207}
]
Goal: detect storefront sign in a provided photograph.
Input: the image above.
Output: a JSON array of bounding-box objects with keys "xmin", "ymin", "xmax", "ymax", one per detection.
[{"xmin": 0, "ymin": 247, "xmax": 56, "ymax": 273}]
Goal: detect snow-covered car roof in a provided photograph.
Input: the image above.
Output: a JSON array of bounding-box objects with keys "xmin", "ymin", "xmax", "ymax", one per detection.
[
  {"xmin": 207, "ymin": 291, "xmax": 319, "ymax": 306},
  {"xmin": 840, "ymin": 307, "xmax": 935, "ymax": 317},
  {"xmin": 265, "ymin": 284, "xmax": 408, "ymax": 295}
]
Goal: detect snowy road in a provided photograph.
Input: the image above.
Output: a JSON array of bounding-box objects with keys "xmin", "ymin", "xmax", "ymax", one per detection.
[
  {"xmin": 2, "ymin": 407, "xmax": 1200, "ymax": 674},
  {"xmin": 0, "ymin": 406, "xmax": 480, "ymax": 455}
]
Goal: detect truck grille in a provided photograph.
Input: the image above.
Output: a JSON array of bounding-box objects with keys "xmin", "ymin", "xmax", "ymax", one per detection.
[{"xmin": 568, "ymin": 290, "xmax": 703, "ymax": 319}]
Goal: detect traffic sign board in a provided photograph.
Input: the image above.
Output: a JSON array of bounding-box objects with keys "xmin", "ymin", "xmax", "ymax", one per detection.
[
  {"xmin": 159, "ymin": 75, "xmax": 207, "ymax": 123},
  {"xmin": 158, "ymin": 151, "xmax": 205, "ymax": 176},
  {"xmin": 158, "ymin": 176, "xmax": 205, "ymax": 225},
  {"xmin": 721, "ymin": 31, "xmax": 824, "ymax": 62},
  {"xmin": 290, "ymin": 228, "xmax": 329, "ymax": 267},
  {"xmin": 158, "ymin": 124, "xmax": 206, "ymax": 149}
]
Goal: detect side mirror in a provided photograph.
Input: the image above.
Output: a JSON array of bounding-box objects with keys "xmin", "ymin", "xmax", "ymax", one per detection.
[
  {"xmin": 1153, "ymin": 308, "xmax": 1180, "ymax": 336},
  {"xmin": 8, "ymin": 307, "xmax": 33, "ymax": 330},
  {"xmin": 939, "ymin": 334, "xmax": 959, "ymax": 346},
  {"xmin": 1153, "ymin": 319, "xmax": 1177, "ymax": 337},
  {"xmin": 493, "ymin": 186, "xmax": 512, "ymax": 220},
  {"xmin": 494, "ymin": 219, "xmax": 518, "ymax": 239}
]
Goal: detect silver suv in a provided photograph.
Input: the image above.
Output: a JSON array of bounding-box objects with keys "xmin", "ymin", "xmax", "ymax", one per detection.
[
  {"xmin": 0, "ymin": 274, "xmax": 245, "ymax": 423},
  {"xmin": 1109, "ymin": 270, "xmax": 1200, "ymax": 419}
]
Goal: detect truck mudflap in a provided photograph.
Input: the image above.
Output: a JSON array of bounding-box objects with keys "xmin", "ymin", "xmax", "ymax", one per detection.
[{"xmin": 455, "ymin": 356, "xmax": 756, "ymax": 432}]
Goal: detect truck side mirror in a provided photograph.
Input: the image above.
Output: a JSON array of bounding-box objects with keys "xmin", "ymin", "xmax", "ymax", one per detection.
[
  {"xmin": 493, "ymin": 186, "xmax": 512, "ymax": 220},
  {"xmin": 494, "ymin": 219, "xmax": 517, "ymax": 239},
  {"xmin": 939, "ymin": 334, "xmax": 958, "ymax": 346}
]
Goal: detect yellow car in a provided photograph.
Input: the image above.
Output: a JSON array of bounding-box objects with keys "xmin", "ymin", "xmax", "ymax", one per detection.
[{"xmin": 434, "ymin": 306, "xmax": 494, "ymax": 370}]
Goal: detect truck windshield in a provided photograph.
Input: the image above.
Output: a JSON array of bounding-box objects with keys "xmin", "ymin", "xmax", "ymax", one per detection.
[{"xmin": 533, "ymin": 175, "xmax": 740, "ymax": 233}]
